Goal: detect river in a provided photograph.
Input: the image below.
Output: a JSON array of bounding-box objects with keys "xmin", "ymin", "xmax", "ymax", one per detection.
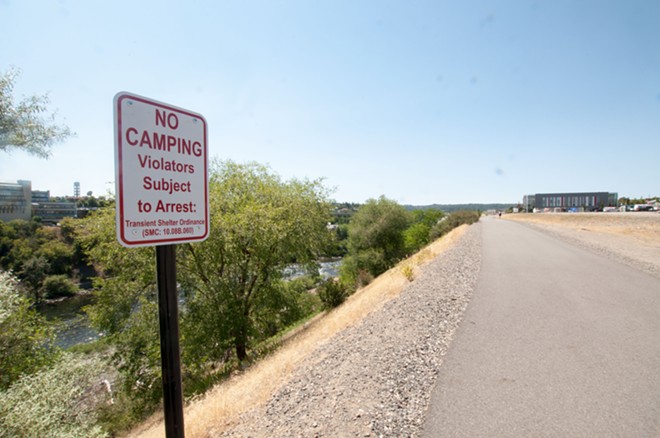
[
  {"xmin": 40, "ymin": 260, "xmax": 342, "ymax": 349},
  {"xmin": 38, "ymin": 294, "xmax": 101, "ymax": 349}
]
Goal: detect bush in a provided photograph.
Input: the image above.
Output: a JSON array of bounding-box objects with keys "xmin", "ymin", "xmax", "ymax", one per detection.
[
  {"xmin": 346, "ymin": 196, "xmax": 410, "ymax": 268},
  {"xmin": 401, "ymin": 263, "xmax": 414, "ymax": 282},
  {"xmin": 317, "ymin": 279, "xmax": 349, "ymax": 309},
  {"xmin": 430, "ymin": 210, "xmax": 481, "ymax": 240},
  {"xmin": 403, "ymin": 222, "xmax": 432, "ymax": 254},
  {"xmin": 339, "ymin": 249, "xmax": 385, "ymax": 288},
  {"xmin": 43, "ymin": 275, "xmax": 78, "ymax": 299},
  {"xmin": 0, "ymin": 352, "xmax": 112, "ymax": 438},
  {"xmin": 0, "ymin": 270, "xmax": 56, "ymax": 389}
]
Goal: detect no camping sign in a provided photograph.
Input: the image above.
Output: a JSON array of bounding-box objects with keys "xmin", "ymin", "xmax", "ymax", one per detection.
[{"xmin": 114, "ymin": 92, "xmax": 209, "ymax": 247}]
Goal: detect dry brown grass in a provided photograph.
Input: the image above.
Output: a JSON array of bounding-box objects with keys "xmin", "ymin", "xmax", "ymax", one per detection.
[
  {"xmin": 505, "ymin": 212, "xmax": 660, "ymax": 246},
  {"xmin": 131, "ymin": 225, "xmax": 469, "ymax": 438}
]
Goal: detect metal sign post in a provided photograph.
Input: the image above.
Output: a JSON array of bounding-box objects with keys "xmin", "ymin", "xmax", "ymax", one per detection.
[
  {"xmin": 114, "ymin": 92, "xmax": 209, "ymax": 438},
  {"xmin": 156, "ymin": 245, "xmax": 184, "ymax": 438}
]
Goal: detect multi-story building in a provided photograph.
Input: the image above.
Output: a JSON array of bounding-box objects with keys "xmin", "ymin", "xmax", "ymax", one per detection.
[
  {"xmin": 31, "ymin": 189, "xmax": 77, "ymax": 224},
  {"xmin": 31, "ymin": 190, "xmax": 50, "ymax": 203},
  {"xmin": 1, "ymin": 181, "xmax": 77, "ymax": 223},
  {"xmin": 523, "ymin": 192, "xmax": 618, "ymax": 212},
  {"xmin": 0, "ymin": 180, "xmax": 32, "ymax": 221}
]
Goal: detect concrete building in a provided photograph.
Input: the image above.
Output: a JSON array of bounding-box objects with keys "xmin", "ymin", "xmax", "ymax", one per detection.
[
  {"xmin": 1, "ymin": 181, "xmax": 77, "ymax": 223},
  {"xmin": 523, "ymin": 192, "xmax": 618, "ymax": 212},
  {"xmin": 29, "ymin": 189, "xmax": 77, "ymax": 223},
  {"xmin": 0, "ymin": 180, "xmax": 32, "ymax": 221},
  {"xmin": 31, "ymin": 190, "xmax": 50, "ymax": 203}
]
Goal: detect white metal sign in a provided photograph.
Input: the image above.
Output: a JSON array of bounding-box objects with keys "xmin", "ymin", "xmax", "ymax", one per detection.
[{"xmin": 114, "ymin": 92, "xmax": 209, "ymax": 247}]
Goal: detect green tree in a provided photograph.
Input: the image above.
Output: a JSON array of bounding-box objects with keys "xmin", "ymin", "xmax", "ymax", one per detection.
[
  {"xmin": 0, "ymin": 219, "xmax": 41, "ymax": 274},
  {"xmin": 403, "ymin": 209, "xmax": 444, "ymax": 254},
  {"xmin": 429, "ymin": 210, "xmax": 481, "ymax": 240},
  {"xmin": 76, "ymin": 160, "xmax": 332, "ymax": 420},
  {"xmin": 317, "ymin": 278, "xmax": 349, "ymax": 309},
  {"xmin": 19, "ymin": 256, "xmax": 50, "ymax": 303},
  {"xmin": 0, "ymin": 67, "xmax": 73, "ymax": 158},
  {"xmin": 0, "ymin": 270, "xmax": 57, "ymax": 389},
  {"xmin": 75, "ymin": 207, "xmax": 160, "ymax": 414},
  {"xmin": 340, "ymin": 196, "xmax": 410, "ymax": 285},
  {"xmin": 179, "ymin": 160, "xmax": 332, "ymax": 362},
  {"xmin": 42, "ymin": 274, "xmax": 78, "ymax": 299},
  {"xmin": 0, "ymin": 220, "xmax": 77, "ymax": 301}
]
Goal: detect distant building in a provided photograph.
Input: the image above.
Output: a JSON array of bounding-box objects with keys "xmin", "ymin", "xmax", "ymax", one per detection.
[
  {"xmin": 0, "ymin": 180, "xmax": 32, "ymax": 221},
  {"xmin": 74, "ymin": 181, "xmax": 80, "ymax": 198},
  {"xmin": 30, "ymin": 189, "xmax": 77, "ymax": 223},
  {"xmin": 522, "ymin": 194, "xmax": 535, "ymax": 212},
  {"xmin": 523, "ymin": 192, "xmax": 618, "ymax": 212},
  {"xmin": 31, "ymin": 190, "xmax": 50, "ymax": 203},
  {"xmin": 0, "ymin": 181, "xmax": 77, "ymax": 224}
]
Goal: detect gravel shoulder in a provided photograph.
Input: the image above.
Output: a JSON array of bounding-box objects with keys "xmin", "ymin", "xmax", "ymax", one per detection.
[{"xmin": 210, "ymin": 223, "xmax": 483, "ymax": 438}]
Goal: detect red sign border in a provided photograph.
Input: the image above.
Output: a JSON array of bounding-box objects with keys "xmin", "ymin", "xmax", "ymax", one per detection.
[{"xmin": 114, "ymin": 92, "xmax": 209, "ymax": 247}]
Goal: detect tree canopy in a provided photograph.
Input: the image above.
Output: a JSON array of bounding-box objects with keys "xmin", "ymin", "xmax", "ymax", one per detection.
[
  {"xmin": 179, "ymin": 160, "xmax": 332, "ymax": 361},
  {"xmin": 0, "ymin": 270, "xmax": 57, "ymax": 389},
  {"xmin": 340, "ymin": 196, "xmax": 411, "ymax": 286},
  {"xmin": 75, "ymin": 160, "xmax": 333, "ymax": 417},
  {"xmin": 0, "ymin": 67, "xmax": 72, "ymax": 158}
]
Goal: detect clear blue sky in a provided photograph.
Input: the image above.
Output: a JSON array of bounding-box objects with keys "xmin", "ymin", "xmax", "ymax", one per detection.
[{"xmin": 1, "ymin": 0, "xmax": 659, "ymax": 204}]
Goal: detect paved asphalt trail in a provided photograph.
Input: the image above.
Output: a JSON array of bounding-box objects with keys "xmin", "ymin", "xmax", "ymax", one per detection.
[{"xmin": 422, "ymin": 217, "xmax": 660, "ymax": 437}]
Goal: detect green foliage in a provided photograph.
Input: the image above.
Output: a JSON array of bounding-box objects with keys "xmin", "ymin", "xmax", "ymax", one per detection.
[
  {"xmin": 347, "ymin": 196, "xmax": 410, "ymax": 264},
  {"xmin": 340, "ymin": 196, "xmax": 409, "ymax": 286},
  {"xmin": 339, "ymin": 248, "xmax": 385, "ymax": 288},
  {"xmin": 401, "ymin": 263, "xmax": 414, "ymax": 282},
  {"xmin": 179, "ymin": 160, "xmax": 333, "ymax": 363},
  {"xmin": 317, "ymin": 278, "xmax": 349, "ymax": 309},
  {"xmin": 403, "ymin": 209, "xmax": 444, "ymax": 254},
  {"xmin": 0, "ymin": 219, "xmax": 79, "ymax": 301},
  {"xmin": 76, "ymin": 160, "xmax": 333, "ymax": 425},
  {"xmin": 0, "ymin": 270, "xmax": 57, "ymax": 389},
  {"xmin": 0, "ymin": 219, "xmax": 39, "ymax": 273},
  {"xmin": 20, "ymin": 255, "xmax": 50, "ymax": 303},
  {"xmin": 324, "ymin": 224, "xmax": 349, "ymax": 257},
  {"xmin": 403, "ymin": 222, "xmax": 431, "ymax": 254},
  {"xmin": 0, "ymin": 67, "xmax": 73, "ymax": 158},
  {"xmin": 75, "ymin": 207, "xmax": 161, "ymax": 415},
  {"xmin": 43, "ymin": 274, "xmax": 78, "ymax": 299},
  {"xmin": 0, "ymin": 352, "xmax": 111, "ymax": 438},
  {"xmin": 37, "ymin": 231, "xmax": 75, "ymax": 275},
  {"xmin": 429, "ymin": 210, "xmax": 481, "ymax": 240}
]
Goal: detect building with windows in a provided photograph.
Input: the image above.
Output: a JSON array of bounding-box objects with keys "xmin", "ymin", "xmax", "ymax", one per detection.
[
  {"xmin": 31, "ymin": 190, "xmax": 50, "ymax": 203},
  {"xmin": 1, "ymin": 181, "xmax": 78, "ymax": 223},
  {"xmin": 0, "ymin": 180, "xmax": 32, "ymax": 221},
  {"xmin": 31, "ymin": 189, "xmax": 77, "ymax": 224},
  {"xmin": 523, "ymin": 192, "xmax": 618, "ymax": 212}
]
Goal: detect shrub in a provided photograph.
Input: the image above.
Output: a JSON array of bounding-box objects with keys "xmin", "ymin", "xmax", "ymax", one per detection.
[
  {"xmin": 430, "ymin": 210, "xmax": 481, "ymax": 240},
  {"xmin": 43, "ymin": 274, "xmax": 78, "ymax": 299},
  {"xmin": 339, "ymin": 249, "xmax": 386, "ymax": 288},
  {"xmin": 0, "ymin": 352, "xmax": 112, "ymax": 438},
  {"xmin": 346, "ymin": 196, "xmax": 410, "ymax": 268},
  {"xmin": 0, "ymin": 270, "xmax": 56, "ymax": 389},
  {"xmin": 401, "ymin": 264, "xmax": 414, "ymax": 282},
  {"xmin": 317, "ymin": 279, "xmax": 349, "ymax": 309},
  {"xmin": 403, "ymin": 222, "xmax": 431, "ymax": 255}
]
